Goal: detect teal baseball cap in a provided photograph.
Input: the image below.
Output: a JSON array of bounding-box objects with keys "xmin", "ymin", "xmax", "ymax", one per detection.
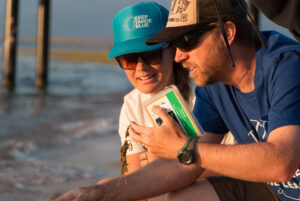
[{"xmin": 108, "ymin": 1, "xmax": 169, "ymax": 60}]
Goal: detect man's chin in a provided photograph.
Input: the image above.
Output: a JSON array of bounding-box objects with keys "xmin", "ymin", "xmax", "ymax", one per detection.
[{"xmin": 194, "ymin": 78, "xmax": 213, "ymax": 87}]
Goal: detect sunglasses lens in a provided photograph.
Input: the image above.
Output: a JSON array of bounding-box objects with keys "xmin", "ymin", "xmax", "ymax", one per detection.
[
  {"xmin": 142, "ymin": 49, "xmax": 162, "ymax": 65},
  {"xmin": 173, "ymin": 25, "xmax": 216, "ymax": 52},
  {"xmin": 175, "ymin": 35, "xmax": 197, "ymax": 52},
  {"xmin": 118, "ymin": 48, "xmax": 163, "ymax": 69},
  {"xmin": 119, "ymin": 54, "xmax": 138, "ymax": 69}
]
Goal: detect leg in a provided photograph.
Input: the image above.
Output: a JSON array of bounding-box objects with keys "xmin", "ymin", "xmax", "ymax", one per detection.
[{"xmin": 164, "ymin": 178, "xmax": 220, "ymax": 201}]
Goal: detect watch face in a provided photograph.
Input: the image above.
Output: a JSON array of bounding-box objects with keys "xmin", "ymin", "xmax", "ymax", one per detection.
[{"xmin": 178, "ymin": 151, "xmax": 192, "ymax": 165}]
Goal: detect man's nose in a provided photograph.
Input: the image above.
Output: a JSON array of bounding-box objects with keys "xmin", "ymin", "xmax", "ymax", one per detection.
[{"xmin": 175, "ymin": 48, "xmax": 189, "ymax": 63}]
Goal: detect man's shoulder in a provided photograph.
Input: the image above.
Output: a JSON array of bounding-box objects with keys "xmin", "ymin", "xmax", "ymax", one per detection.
[
  {"xmin": 256, "ymin": 31, "xmax": 300, "ymax": 74},
  {"xmin": 259, "ymin": 31, "xmax": 300, "ymax": 57}
]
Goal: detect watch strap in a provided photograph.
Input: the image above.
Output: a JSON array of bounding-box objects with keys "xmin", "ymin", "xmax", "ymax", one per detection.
[
  {"xmin": 185, "ymin": 136, "xmax": 200, "ymax": 151},
  {"xmin": 183, "ymin": 136, "xmax": 200, "ymax": 152}
]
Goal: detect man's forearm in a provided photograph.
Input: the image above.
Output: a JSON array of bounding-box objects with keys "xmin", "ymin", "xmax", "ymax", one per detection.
[
  {"xmin": 195, "ymin": 142, "xmax": 295, "ymax": 182},
  {"xmin": 102, "ymin": 159, "xmax": 203, "ymax": 201}
]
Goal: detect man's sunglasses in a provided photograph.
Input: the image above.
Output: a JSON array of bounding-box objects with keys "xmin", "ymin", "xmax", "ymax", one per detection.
[
  {"xmin": 170, "ymin": 25, "xmax": 216, "ymax": 52},
  {"xmin": 116, "ymin": 45, "xmax": 168, "ymax": 70}
]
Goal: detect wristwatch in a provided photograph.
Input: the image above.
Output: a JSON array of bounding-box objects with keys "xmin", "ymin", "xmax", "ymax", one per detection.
[{"xmin": 177, "ymin": 136, "xmax": 200, "ymax": 165}]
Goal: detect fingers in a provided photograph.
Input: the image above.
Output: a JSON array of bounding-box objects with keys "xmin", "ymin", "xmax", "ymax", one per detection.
[
  {"xmin": 129, "ymin": 121, "xmax": 150, "ymax": 135},
  {"xmin": 128, "ymin": 124, "xmax": 144, "ymax": 144},
  {"xmin": 151, "ymin": 106, "xmax": 173, "ymax": 125}
]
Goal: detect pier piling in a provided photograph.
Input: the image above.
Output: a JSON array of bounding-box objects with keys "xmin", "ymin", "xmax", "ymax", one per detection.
[
  {"xmin": 35, "ymin": 0, "xmax": 51, "ymax": 90},
  {"xmin": 2, "ymin": 0, "xmax": 19, "ymax": 90}
]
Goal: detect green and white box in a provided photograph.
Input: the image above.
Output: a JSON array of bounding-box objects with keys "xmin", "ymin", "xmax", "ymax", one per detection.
[{"xmin": 143, "ymin": 85, "xmax": 204, "ymax": 137}]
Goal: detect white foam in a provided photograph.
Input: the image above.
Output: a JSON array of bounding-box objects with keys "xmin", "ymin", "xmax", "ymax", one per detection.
[{"xmin": 57, "ymin": 116, "xmax": 118, "ymax": 142}]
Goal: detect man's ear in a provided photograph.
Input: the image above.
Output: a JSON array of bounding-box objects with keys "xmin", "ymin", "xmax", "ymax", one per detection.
[{"xmin": 224, "ymin": 21, "xmax": 236, "ymax": 45}]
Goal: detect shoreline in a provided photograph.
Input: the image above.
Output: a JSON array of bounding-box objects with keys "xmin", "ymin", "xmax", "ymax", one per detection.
[
  {"xmin": 0, "ymin": 37, "xmax": 116, "ymax": 64},
  {"xmin": 18, "ymin": 48, "xmax": 117, "ymax": 64}
]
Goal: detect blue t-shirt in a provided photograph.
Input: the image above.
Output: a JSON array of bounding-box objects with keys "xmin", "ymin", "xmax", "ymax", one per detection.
[{"xmin": 193, "ymin": 31, "xmax": 300, "ymax": 201}]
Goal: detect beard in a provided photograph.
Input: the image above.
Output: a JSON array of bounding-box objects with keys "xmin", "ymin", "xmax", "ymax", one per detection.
[{"xmin": 187, "ymin": 38, "xmax": 230, "ymax": 87}]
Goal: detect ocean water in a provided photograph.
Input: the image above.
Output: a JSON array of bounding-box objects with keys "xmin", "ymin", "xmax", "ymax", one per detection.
[{"xmin": 0, "ymin": 55, "xmax": 132, "ymax": 201}]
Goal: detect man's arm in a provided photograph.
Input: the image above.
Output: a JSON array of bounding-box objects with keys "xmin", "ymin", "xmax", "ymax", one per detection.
[
  {"xmin": 130, "ymin": 106, "xmax": 300, "ymax": 183},
  {"xmin": 195, "ymin": 125, "xmax": 300, "ymax": 182},
  {"xmin": 54, "ymin": 158, "xmax": 203, "ymax": 201}
]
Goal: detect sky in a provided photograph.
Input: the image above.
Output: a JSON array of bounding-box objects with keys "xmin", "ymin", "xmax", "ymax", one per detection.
[
  {"xmin": 0, "ymin": 0, "xmax": 170, "ymax": 40},
  {"xmin": 0, "ymin": 0, "xmax": 294, "ymax": 40}
]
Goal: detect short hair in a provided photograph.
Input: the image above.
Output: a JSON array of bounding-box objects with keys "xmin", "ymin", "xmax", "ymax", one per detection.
[{"xmin": 221, "ymin": 0, "xmax": 261, "ymax": 47}]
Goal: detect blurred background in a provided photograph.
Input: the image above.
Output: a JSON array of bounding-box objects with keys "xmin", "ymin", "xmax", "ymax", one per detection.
[{"xmin": 0, "ymin": 0, "xmax": 295, "ymax": 200}]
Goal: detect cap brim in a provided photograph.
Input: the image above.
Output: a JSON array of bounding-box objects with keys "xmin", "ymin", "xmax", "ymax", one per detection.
[
  {"xmin": 146, "ymin": 24, "xmax": 201, "ymax": 45},
  {"xmin": 108, "ymin": 36, "xmax": 164, "ymax": 59}
]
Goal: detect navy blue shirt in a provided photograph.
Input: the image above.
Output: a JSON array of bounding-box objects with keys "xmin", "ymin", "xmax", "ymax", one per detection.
[{"xmin": 193, "ymin": 31, "xmax": 300, "ymax": 201}]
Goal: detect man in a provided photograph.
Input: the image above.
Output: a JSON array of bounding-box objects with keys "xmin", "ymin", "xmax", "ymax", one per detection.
[{"xmin": 54, "ymin": 0, "xmax": 300, "ymax": 200}]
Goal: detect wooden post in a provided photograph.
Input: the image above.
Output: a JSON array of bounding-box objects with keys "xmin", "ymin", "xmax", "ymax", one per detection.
[
  {"xmin": 35, "ymin": 0, "xmax": 50, "ymax": 90},
  {"xmin": 250, "ymin": 3, "xmax": 259, "ymax": 27},
  {"xmin": 2, "ymin": 0, "xmax": 19, "ymax": 90}
]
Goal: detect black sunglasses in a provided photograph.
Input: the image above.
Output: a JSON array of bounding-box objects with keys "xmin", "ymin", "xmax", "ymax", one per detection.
[
  {"xmin": 170, "ymin": 25, "xmax": 216, "ymax": 52},
  {"xmin": 116, "ymin": 44, "xmax": 168, "ymax": 70}
]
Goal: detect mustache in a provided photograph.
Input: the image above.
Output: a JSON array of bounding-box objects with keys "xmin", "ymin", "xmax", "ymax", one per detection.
[{"xmin": 182, "ymin": 62, "xmax": 198, "ymax": 69}]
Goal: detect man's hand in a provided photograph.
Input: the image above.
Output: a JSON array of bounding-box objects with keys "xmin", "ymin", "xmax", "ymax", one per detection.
[
  {"xmin": 129, "ymin": 105, "xmax": 187, "ymax": 159},
  {"xmin": 53, "ymin": 185, "xmax": 103, "ymax": 201}
]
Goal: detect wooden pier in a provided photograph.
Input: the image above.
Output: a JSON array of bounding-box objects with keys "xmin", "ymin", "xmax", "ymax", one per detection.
[{"xmin": 2, "ymin": 0, "xmax": 50, "ymax": 91}]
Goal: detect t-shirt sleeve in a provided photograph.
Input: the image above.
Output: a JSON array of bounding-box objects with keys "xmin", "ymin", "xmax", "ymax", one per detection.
[
  {"xmin": 268, "ymin": 50, "xmax": 300, "ymax": 132},
  {"xmin": 193, "ymin": 87, "xmax": 228, "ymax": 134},
  {"xmin": 118, "ymin": 101, "xmax": 146, "ymax": 155}
]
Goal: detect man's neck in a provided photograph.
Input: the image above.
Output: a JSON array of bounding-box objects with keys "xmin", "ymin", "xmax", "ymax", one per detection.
[{"xmin": 230, "ymin": 46, "xmax": 256, "ymax": 93}]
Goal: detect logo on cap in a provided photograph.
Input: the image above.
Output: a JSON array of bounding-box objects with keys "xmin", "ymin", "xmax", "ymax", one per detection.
[
  {"xmin": 130, "ymin": 15, "xmax": 153, "ymax": 29},
  {"xmin": 166, "ymin": 0, "xmax": 199, "ymax": 28},
  {"xmin": 169, "ymin": 0, "xmax": 190, "ymax": 22}
]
